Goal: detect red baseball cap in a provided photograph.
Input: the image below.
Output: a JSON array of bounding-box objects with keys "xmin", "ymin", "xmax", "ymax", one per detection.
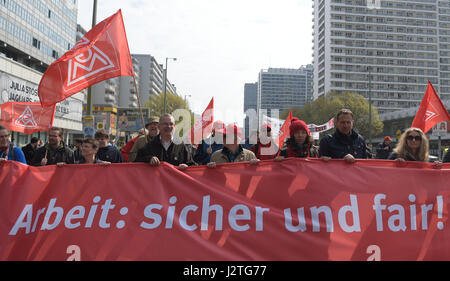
[{"xmin": 220, "ymin": 124, "xmax": 242, "ymax": 138}]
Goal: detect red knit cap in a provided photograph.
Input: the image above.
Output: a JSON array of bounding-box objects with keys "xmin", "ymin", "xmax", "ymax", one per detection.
[{"xmin": 289, "ymin": 119, "xmax": 310, "ymax": 137}]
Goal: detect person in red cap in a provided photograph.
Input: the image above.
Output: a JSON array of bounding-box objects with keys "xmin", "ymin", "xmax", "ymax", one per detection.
[
  {"xmin": 193, "ymin": 120, "xmax": 225, "ymax": 165},
  {"xmin": 275, "ymin": 118, "xmax": 318, "ymax": 160},
  {"xmin": 250, "ymin": 123, "xmax": 279, "ymax": 160},
  {"xmin": 375, "ymin": 136, "xmax": 393, "ymax": 159},
  {"xmin": 207, "ymin": 124, "xmax": 259, "ymax": 167}
]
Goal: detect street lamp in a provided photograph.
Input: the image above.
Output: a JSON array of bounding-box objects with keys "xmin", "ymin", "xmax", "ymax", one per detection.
[{"xmin": 163, "ymin": 57, "xmax": 177, "ymax": 114}]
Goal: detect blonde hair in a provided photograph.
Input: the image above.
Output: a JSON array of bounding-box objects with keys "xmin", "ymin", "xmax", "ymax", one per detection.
[{"xmin": 393, "ymin": 127, "xmax": 429, "ymax": 162}]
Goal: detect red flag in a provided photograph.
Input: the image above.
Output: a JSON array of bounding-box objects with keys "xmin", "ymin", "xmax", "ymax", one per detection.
[
  {"xmin": 189, "ymin": 97, "xmax": 214, "ymax": 144},
  {"xmin": 0, "ymin": 102, "xmax": 56, "ymax": 134},
  {"xmin": 38, "ymin": 10, "xmax": 134, "ymax": 107},
  {"xmin": 412, "ymin": 81, "xmax": 450, "ymax": 134},
  {"xmin": 278, "ymin": 110, "xmax": 292, "ymax": 148}
]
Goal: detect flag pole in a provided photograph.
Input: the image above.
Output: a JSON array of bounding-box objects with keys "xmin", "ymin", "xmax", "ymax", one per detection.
[
  {"xmin": 86, "ymin": 0, "xmax": 97, "ymax": 116},
  {"xmin": 132, "ymin": 76, "xmax": 148, "ymax": 142}
]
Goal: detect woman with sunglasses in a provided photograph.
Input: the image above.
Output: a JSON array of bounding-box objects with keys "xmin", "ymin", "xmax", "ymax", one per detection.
[{"xmin": 388, "ymin": 127, "xmax": 429, "ymax": 162}]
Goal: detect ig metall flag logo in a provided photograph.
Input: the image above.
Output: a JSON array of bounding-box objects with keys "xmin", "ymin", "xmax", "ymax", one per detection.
[{"xmin": 367, "ymin": 0, "xmax": 381, "ymax": 9}]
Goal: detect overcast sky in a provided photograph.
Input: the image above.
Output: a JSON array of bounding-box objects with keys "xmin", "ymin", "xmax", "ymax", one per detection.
[{"xmin": 77, "ymin": 0, "xmax": 313, "ymax": 126}]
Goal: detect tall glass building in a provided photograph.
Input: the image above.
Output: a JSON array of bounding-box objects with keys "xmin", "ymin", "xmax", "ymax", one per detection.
[
  {"xmin": 0, "ymin": 0, "xmax": 82, "ymax": 146},
  {"xmin": 313, "ymin": 0, "xmax": 450, "ymax": 114},
  {"xmin": 257, "ymin": 65, "xmax": 314, "ymax": 119}
]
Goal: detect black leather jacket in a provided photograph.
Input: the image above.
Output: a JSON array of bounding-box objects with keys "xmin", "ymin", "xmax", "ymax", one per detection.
[{"xmin": 319, "ymin": 129, "xmax": 368, "ymax": 159}]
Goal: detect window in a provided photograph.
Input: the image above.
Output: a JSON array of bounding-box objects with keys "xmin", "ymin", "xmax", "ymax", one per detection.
[{"xmin": 32, "ymin": 37, "xmax": 41, "ymax": 49}]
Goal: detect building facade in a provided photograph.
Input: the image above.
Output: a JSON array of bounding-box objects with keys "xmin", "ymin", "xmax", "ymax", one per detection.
[
  {"xmin": 118, "ymin": 57, "xmax": 140, "ymax": 109},
  {"xmin": 313, "ymin": 0, "xmax": 450, "ymax": 114},
  {"xmin": 243, "ymin": 82, "xmax": 258, "ymax": 139},
  {"xmin": 257, "ymin": 65, "xmax": 313, "ymax": 120},
  {"xmin": 0, "ymin": 0, "xmax": 83, "ymax": 146},
  {"xmin": 131, "ymin": 54, "xmax": 177, "ymax": 107}
]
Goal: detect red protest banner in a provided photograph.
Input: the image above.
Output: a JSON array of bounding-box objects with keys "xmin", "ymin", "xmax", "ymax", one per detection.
[
  {"xmin": 412, "ymin": 81, "xmax": 450, "ymax": 134},
  {"xmin": 38, "ymin": 9, "xmax": 134, "ymax": 107},
  {"xmin": 189, "ymin": 97, "xmax": 214, "ymax": 144},
  {"xmin": 278, "ymin": 110, "xmax": 292, "ymax": 148},
  {"xmin": 0, "ymin": 158, "xmax": 450, "ymax": 261},
  {"xmin": 0, "ymin": 102, "xmax": 56, "ymax": 134}
]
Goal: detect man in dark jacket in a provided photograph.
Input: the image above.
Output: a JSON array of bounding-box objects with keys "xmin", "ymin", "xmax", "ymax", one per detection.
[
  {"xmin": 95, "ymin": 129, "xmax": 124, "ymax": 163},
  {"xmin": 31, "ymin": 127, "xmax": 75, "ymax": 166},
  {"xmin": 319, "ymin": 109, "xmax": 368, "ymax": 163},
  {"xmin": 134, "ymin": 114, "xmax": 196, "ymax": 169},
  {"xmin": 22, "ymin": 137, "xmax": 39, "ymax": 165},
  {"xmin": 375, "ymin": 136, "xmax": 393, "ymax": 159}
]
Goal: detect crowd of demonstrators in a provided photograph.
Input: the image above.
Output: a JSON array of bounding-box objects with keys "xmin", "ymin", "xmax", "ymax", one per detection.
[
  {"xmin": 0, "ymin": 126, "xmax": 26, "ymax": 164},
  {"xmin": 95, "ymin": 129, "xmax": 124, "ymax": 163},
  {"xmin": 207, "ymin": 124, "xmax": 259, "ymax": 168},
  {"xmin": 127, "ymin": 116, "xmax": 160, "ymax": 162},
  {"xmin": 75, "ymin": 138, "xmax": 110, "ymax": 165},
  {"xmin": 388, "ymin": 128, "xmax": 429, "ymax": 163},
  {"xmin": 250, "ymin": 123, "xmax": 279, "ymax": 160},
  {"xmin": 319, "ymin": 109, "xmax": 368, "ymax": 163},
  {"xmin": 276, "ymin": 118, "xmax": 318, "ymax": 161},
  {"xmin": 21, "ymin": 136, "xmax": 40, "ymax": 165},
  {"xmin": 193, "ymin": 120, "xmax": 224, "ymax": 165},
  {"xmin": 375, "ymin": 136, "xmax": 393, "ymax": 159},
  {"xmin": 134, "ymin": 113, "xmax": 196, "ymax": 170},
  {"xmin": 31, "ymin": 127, "xmax": 75, "ymax": 166},
  {"xmin": 2, "ymin": 107, "xmax": 448, "ymax": 170}
]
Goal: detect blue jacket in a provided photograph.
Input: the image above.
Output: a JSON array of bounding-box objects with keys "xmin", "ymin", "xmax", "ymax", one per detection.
[
  {"xmin": 96, "ymin": 146, "xmax": 123, "ymax": 163},
  {"xmin": 319, "ymin": 129, "xmax": 368, "ymax": 159},
  {"xmin": 1, "ymin": 146, "xmax": 27, "ymax": 164},
  {"xmin": 193, "ymin": 139, "xmax": 223, "ymax": 165}
]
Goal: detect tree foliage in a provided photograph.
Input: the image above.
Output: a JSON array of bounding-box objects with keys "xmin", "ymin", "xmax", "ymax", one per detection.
[
  {"xmin": 144, "ymin": 91, "xmax": 195, "ymax": 129},
  {"xmin": 144, "ymin": 91, "xmax": 190, "ymax": 116},
  {"xmin": 280, "ymin": 91, "xmax": 384, "ymax": 139}
]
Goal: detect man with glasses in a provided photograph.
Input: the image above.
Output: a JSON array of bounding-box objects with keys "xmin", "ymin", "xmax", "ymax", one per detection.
[
  {"xmin": 134, "ymin": 113, "xmax": 196, "ymax": 170},
  {"xmin": 31, "ymin": 127, "xmax": 75, "ymax": 166},
  {"xmin": 0, "ymin": 125, "xmax": 26, "ymax": 164},
  {"xmin": 319, "ymin": 108, "xmax": 368, "ymax": 163}
]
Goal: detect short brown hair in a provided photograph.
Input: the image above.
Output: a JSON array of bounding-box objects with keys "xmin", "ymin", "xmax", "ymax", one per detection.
[
  {"xmin": 49, "ymin": 127, "xmax": 63, "ymax": 137},
  {"xmin": 82, "ymin": 138, "xmax": 100, "ymax": 149},
  {"xmin": 94, "ymin": 129, "xmax": 109, "ymax": 139},
  {"xmin": 336, "ymin": 109, "xmax": 353, "ymax": 121}
]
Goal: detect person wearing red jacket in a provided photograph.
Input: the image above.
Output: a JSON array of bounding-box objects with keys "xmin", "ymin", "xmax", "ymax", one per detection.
[
  {"xmin": 121, "ymin": 128, "xmax": 147, "ymax": 162},
  {"xmin": 276, "ymin": 118, "xmax": 318, "ymax": 160}
]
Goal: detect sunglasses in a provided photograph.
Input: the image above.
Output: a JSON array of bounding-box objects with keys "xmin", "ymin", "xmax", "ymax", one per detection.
[{"xmin": 406, "ymin": 135, "xmax": 421, "ymax": 141}]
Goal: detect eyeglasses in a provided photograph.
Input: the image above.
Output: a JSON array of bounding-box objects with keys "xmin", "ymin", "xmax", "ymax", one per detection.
[{"xmin": 406, "ymin": 135, "xmax": 421, "ymax": 141}]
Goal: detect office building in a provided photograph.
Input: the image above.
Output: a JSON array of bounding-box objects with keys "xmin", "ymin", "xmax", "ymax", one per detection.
[
  {"xmin": 0, "ymin": 0, "xmax": 83, "ymax": 146},
  {"xmin": 257, "ymin": 65, "xmax": 313, "ymax": 119},
  {"xmin": 131, "ymin": 54, "xmax": 177, "ymax": 106},
  {"xmin": 243, "ymin": 82, "xmax": 258, "ymax": 139},
  {"xmin": 313, "ymin": 0, "xmax": 450, "ymax": 114}
]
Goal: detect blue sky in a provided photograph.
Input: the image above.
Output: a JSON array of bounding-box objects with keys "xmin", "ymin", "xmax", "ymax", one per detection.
[{"xmin": 78, "ymin": 0, "xmax": 313, "ymax": 125}]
